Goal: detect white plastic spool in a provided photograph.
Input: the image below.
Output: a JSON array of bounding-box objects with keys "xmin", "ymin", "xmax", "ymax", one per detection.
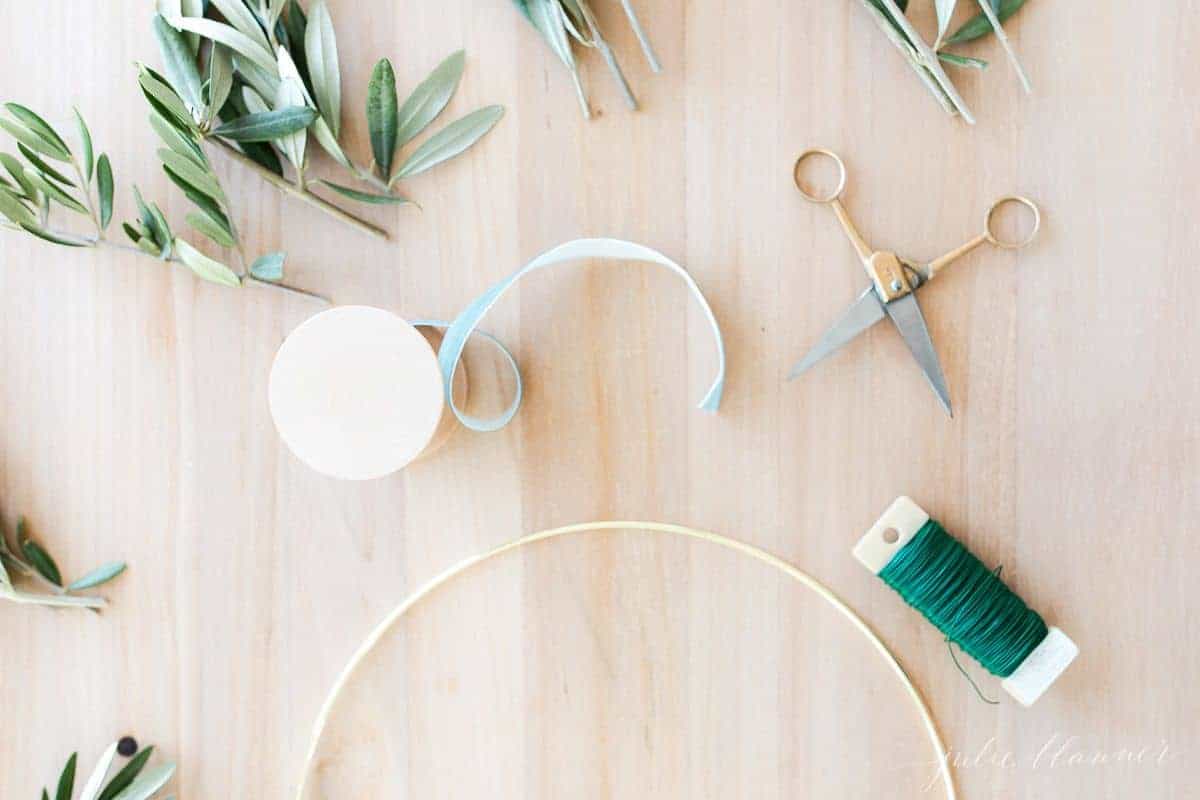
[{"xmin": 268, "ymin": 306, "xmax": 463, "ymax": 481}]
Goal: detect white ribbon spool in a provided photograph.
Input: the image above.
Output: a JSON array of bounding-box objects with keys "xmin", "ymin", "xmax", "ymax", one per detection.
[{"xmin": 268, "ymin": 306, "xmax": 450, "ymax": 481}]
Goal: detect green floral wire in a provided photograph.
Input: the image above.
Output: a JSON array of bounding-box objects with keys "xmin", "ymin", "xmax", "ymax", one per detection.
[{"xmin": 879, "ymin": 519, "xmax": 1048, "ymax": 680}]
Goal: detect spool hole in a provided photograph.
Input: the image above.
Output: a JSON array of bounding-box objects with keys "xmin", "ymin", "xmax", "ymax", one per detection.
[{"xmin": 882, "ymin": 527, "xmax": 900, "ymax": 544}]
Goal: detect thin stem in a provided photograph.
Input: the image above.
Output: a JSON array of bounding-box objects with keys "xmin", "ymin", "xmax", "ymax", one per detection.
[
  {"xmin": 2, "ymin": 226, "xmax": 330, "ymax": 303},
  {"xmin": 855, "ymin": 0, "xmax": 956, "ymax": 116},
  {"xmin": 975, "ymin": 0, "xmax": 1032, "ymax": 93},
  {"xmin": 210, "ymin": 139, "xmax": 389, "ymax": 241},
  {"xmin": 6, "ymin": 589, "xmax": 106, "ymax": 609},
  {"xmin": 876, "ymin": 0, "xmax": 976, "ymax": 123},
  {"xmin": 618, "ymin": 0, "xmax": 662, "ymax": 72},
  {"xmin": 68, "ymin": 154, "xmax": 102, "ymax": 239}
]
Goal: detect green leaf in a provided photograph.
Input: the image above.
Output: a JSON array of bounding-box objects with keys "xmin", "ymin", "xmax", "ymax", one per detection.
[
  {"xmin": 137, "ymin": 64, "xmax": 195, "ymax": 130},
  {"xmin": 77, "ymin": 742, "xmax": 118, "ymax": 800},
  {"xmin": 68, "ymin": 561, "xmax": 127, "ymax": 591},
  {"xmin": 164, "ymin": 16, "xmax": 277, "ymax": 74},
  {"xmin": 938, "ymin": 51, "xmax": 988, "ymax": 69},
  {"xmin": 152, "ymin": 13, "xmax": 204, "ymax": 116},
  {"xmin": 231, "ymin": 55, "xmax": 281, "ymax": 103},
  {"xmin": 366, "ymin": 59, "xmax": 398, "ymax": 175},
  {"xmin": 18, "ymin": 525, "xmax": 62, "ymax": 586},
  {"xmin": 107, "ymin": 763, "xmax": 174, "ymax": 800},
  {"xmin": 23, "ymin": 168, "xmax": 87, "ymax": 214},
  {"xmin": 319, "ymin": 180, "xmax": 412, "ymax": 205},
  {"xmin": 213, "ymin": 106, "xmax": 317, "ymax": 141},
  {"xmin": 249, "ymin": 251, "xmax": 285, "ymax": 281},
  {"xmin": 157, "ymin": 148, "xmax": 225, "ymax": 202},
  {"xmin": 209, "ymin": 0, "xmax": 272, "ymax": 53},
  {"xmin": 148, "ymin": 110, "xmax": 204, "ymax": 164},
  {"xmin": 0, "ymin": 152, "xmax": 36, "ymax": 198},
  {"xmin": 3, "ymin": 103, "xmax": 70, "ymax": 159},
  {"xmin": 206, "ymin": 45, "xmax": 234, "ymax": 122},
  {"xmin": 97, "ymin": 154, "xmax": 113, "ymax": 230},
  {"xmin": 96, "ymin": 747, "xmax": 153, "ymax": 800},
  {"xmin": 311, "ymin": 116, "xmax": 351, "ymax": 169},
  {"xmin": 56, "ymin": 753, "xmax": 77, "ymax": 800},
  {"xmin": 395, "ymin": 50, "xmax": 465, "ymax": 148},
  {"xmin": 17, "ymin": 143, "xmax": 75, "ymax": 186},
  {"xmin": 274, "ymin": 48, "xmax": 310, "ymax": 170},
  {"xmin": 304, "ymin": 0, "xmax": 341, "ymax": 137},
  {"xmin": 392, "ymin": 105, "xmax": 503, "ymax": 181},
  {"xmin": 20, "ymin": 223, "xmax": 86, "ymax": 247},
  {"xmin": 185, "ymin": 209, "xmax": 235, "ymax": 247},
  {"xmin": 0, "ymin": 118, "xmax": 69, "ymax": 163},
  {"xmin": 944, "ymin": 0, "xmax": 1027, "ymax": 45},
  {"xmin": 73, "ymin": 108, "xmax": 94, "ymax": 182},
  {"xmin": 164, "ymin": 170, "xmax": 230, "ymax": 233},
  {"xmin": 0, "ymin": 185, "xmax": 36, "ymax": 227},
  {"xmin": 173, "ymin": 238, "xmax": 242, "ymax": 287}
]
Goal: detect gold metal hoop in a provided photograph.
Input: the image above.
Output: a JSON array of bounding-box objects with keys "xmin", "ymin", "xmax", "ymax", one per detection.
[
  {"xmin": 793, "ymin": 148, "xmax": 847, "ymax": 204},
  {"xmin": 984, "ymin": 195, "xmax": 1041, "ymax": 250}
]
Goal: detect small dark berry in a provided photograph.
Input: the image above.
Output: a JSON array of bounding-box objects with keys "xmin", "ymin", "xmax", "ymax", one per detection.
[{"xmin": 117, "ymin": 736, "xmax": 138, "ymax": 757}]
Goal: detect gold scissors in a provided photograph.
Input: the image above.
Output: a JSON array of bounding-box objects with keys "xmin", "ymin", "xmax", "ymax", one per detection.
[{"xmin": 788, "ymin": 148, "xmax": 1041, "ymax": 416}]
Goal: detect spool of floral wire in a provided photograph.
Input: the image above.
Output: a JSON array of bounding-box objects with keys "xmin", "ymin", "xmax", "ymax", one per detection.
[{"xmin": 854, "ymin": 497, "xmax": 1078, "ymax": 706}]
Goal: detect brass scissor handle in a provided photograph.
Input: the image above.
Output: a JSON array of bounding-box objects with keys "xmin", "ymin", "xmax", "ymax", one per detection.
[
  {"xmin": 921, "ymin": 195, "xmax": 1042, "ymax": 281},
  {"xmin": 793, "ymin": 149, "xmax": 873, "ymax": 266}
]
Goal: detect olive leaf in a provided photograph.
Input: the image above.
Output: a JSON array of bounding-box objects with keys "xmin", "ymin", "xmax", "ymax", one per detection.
[
  {"xmin": 391, "ymin": 105, "xmax": 504, "ymax": 182},
  {"xmin": 18, "ymin": 143, "xmax": 74, "ymax": 186},
  {"xmin": 138, "ymin": 64, "xmax": 195, "ymax": 129},
  {"xmin": 54, "ymin": 753, "xmax": 76, "ymax": 800},
  {"xmin": 0, "ymin": 184, "xmax": 37, "ymax": 227},
  {"xmin": 186, "ymin": 209, "xmax": 234, "ymax": 247},
  {"xmin": 945, "ymin": 0, "xmax": 1027, "ymax": 44},
  {"xmin": 77, "ymin": 742, "xmax": 117, "ymax": 800},
  {"xmin": 165, "ymin": 15, "xmax": 277, "ymax": 74},
  {"xmin": 153, "ymin": 13, "xmax": 204, "ymax": 117},
  {"xmin": 366, "ymin": 59, "xmax": 399, "ymax": 175},
  {"xmin": 4, "ymin": 103, "xmax": 71, "ymax": 159},
  {"xmin": 305, "ymin": 0, "xmax": 341, "ymax": 137},
  {"xmin": 207, "ymin": 45, "xmax": 234, "ymax": 123},
  {"xmin": 209, "ymin": 0, "xmax": 272, "ymax": 53},
  {"xmin": 249, "ymin": 251, "xmax": 285, "ymax": 281},
  {"xmin": 173, "ymin": 239, "xmax": 241, "ymax": 287},
  {"xmin": 213, "ymin": 106, "xmax": 316, "ymax": 141},
  {"xmin": 274, "ymin": 47, "xmax": 311, "ymax": 172},
  {"xmin": 73, "ymin": 108, "xmax": 94, "ymax": 181},
  {"xmin": 95, "ymin": 747, "xmax": 154, "ymax": 800},
  {"xmin": 16, "ymin": 518, "xmax": 63, "ymax": 586},
  {"xmin": 319, "ymin": 180, "xmax": 412, "ymax": 205},
  {"xmin": 24, "ymin": 168, "xmax": 87, "ymax": 214},
  {"xmin": 67, "ymin": 561, "xmax": 127, "ymax": 592},
  {"xmin": 96, "ymin": 154, "xmax": 113, "ymax": 229},
  {"xmin": 395, "ymin": 50, "xmax": 465, "ymax": 148},
  {"xmin": 158, "ymin": 148, "xmax": 225, "ymax": 202}
]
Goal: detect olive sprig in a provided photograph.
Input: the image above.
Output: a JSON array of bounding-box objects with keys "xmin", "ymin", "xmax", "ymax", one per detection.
[
  {"xmin": 37, "ymin": 741, "xmax": 174, "ymax": 800},
  {"xmin": 0, "ymin": 514, "xmax": 125, "ymax": 611}
]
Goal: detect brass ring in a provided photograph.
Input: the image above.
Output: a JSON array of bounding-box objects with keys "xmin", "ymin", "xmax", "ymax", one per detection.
[
  {"xmin": 984, "ymin": 195, "xmax": 1041, "ymax": 250},
  {"xmin": 793, "ymin": 148, "xmax": 847, "ymax": 204}
]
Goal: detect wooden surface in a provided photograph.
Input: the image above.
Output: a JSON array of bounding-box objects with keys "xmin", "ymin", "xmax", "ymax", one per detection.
[{"xmin": 2, "ymin": 2, "xmax": 1197, "ymax": 797}]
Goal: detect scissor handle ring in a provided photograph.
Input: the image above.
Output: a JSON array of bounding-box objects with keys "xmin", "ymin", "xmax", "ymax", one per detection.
[
  {"xmin": 793, "ymin": 148, "xmax": 847, "ymax": 204},
  {"xmin": 984, "ymin": 195, "xmax": 1041, "ymax": 250}
]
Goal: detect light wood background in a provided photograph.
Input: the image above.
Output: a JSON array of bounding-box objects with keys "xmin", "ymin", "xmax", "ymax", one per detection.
[{"xmin": 2, "ymin": 1, "xmax": 1197, "ymax": 797}]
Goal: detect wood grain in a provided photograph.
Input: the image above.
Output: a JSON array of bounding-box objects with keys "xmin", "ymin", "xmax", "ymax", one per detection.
[{"xmin": 2, "ymin": 1, "xmax": 1197, "ymax": 797}]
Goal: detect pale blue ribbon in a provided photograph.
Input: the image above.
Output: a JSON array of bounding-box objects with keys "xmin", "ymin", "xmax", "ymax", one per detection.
[{"xmin": 434, "ymin": 238, "xmax": 727, "ymax": 433}]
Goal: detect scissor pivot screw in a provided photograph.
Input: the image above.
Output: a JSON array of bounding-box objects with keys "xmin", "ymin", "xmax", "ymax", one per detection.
[{"xmin": 890, "ymin": 279, "xmax": 903, "ymax": 292}]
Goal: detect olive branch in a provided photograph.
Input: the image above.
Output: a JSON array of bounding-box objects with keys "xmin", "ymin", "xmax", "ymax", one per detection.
[
  {"xmin": 0, "ymin": 512, "xmax": 126, "ymax": 611},
  {"xmin": 860, "ymin": 0, "xmax": 1033, "ymax": 124},
  {"xmin": 36, "ymin": 742, "xmax": 174, "ymax": 800}
]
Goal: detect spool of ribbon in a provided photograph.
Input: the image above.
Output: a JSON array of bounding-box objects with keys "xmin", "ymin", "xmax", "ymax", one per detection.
[
  {"xmin": 269, "ymin": 240, "xmax": 726, "ymax": 479},
  {"xmin": 293, "ymin": 522, "xmax": 956, "ymax": 800}
]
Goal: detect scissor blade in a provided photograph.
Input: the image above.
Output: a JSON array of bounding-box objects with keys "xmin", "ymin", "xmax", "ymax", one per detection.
[
  {"xmin": 788, "ymin": 287, "xmax": 886, "ymax": 379},
  {"xmin": 884, "ymin": 293, "xmax": 953, "ymax": 416}
]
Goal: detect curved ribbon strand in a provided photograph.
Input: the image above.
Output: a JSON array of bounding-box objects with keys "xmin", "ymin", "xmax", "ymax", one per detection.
[
  {"xmin": 294, "ymin": 522, "xmax": 955, "ymax": 800},
  {"xmin": 436, "ymin": 239, "xmax": 727, "ymax": 432}
]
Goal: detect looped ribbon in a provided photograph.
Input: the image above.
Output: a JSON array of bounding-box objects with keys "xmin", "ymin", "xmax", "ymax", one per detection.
[{"xmin": 431, "ymin": 238, "xmax": 728, "ymax": 433}]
